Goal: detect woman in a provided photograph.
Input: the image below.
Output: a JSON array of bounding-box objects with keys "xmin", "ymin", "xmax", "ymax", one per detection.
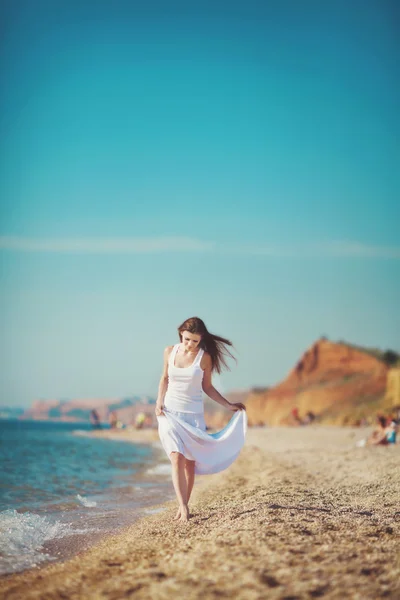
[{"xmin": 155, "ymin": 317, "xmax": 247, "ymax": 523}]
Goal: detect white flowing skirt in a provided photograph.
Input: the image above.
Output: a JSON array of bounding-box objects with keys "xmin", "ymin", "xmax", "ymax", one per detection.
[{"xmin": 157, "ymin": 408, "xmax": 247, "ymax": 475}]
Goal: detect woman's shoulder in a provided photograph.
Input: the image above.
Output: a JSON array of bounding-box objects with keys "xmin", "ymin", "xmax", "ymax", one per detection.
[
  {"xmin": 200, "ymin": 350, "xmax": 212, "ymax": 368},
  {"xmin": 164, "ymin": 345, "xmax": 176, "ymax": 356}
]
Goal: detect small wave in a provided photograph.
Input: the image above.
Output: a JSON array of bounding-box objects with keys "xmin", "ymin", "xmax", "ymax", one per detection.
[
  {"xmin": 76, "ymin": 494, "xmax": 97, "ymax": 508},
  {"xmin": 0, "ymin": 509, "xmax": 77, "ymax": 575},
  {"xmin": 146, "ymin": 463, "xmax": 171, "ymax": 476}
]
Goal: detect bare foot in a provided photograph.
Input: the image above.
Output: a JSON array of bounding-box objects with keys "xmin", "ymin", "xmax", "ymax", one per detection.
[
  {"xmin": 173, "ymin": 508, "xmax": 181, "ymax": 521},
  {"xmin": 179, "ymin": 505, "xmax": 190, "ymax": 523}
]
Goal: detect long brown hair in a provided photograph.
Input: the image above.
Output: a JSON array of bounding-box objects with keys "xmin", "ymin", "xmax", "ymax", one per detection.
[{"xmin": 177, "ymin": 317, "xmax": 236, "ymax": 374}]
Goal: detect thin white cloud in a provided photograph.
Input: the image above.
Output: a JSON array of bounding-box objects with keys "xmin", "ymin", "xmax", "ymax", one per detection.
[
  {"xmin": 0, "ymin": 236, "xmax": 399, "ymax": 259},
  {"xmin": 317, "ymin": 241, "xmax": 400, "ymax": 259},
  {"xmin": 0, "ymin": 236, "xmax": 216, "ymax": 254},
  {"xmin": 220, "ymin": 241, "xmax": 400, "ymax": 259}
]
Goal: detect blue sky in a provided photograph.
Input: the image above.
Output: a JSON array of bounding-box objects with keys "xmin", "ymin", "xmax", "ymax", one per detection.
[{"xmin": 1, "ymin": 0, "xmax": 399, "ymax": 406}]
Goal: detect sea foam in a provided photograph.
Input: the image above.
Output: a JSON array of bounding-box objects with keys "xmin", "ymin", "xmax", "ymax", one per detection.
[
  {"xmin": 0, "ymin": 509, "xmax": 80, "ymax": 575},
  {"xmin": 146, "ymin": 463, "xmax": 171, "ymax": 476},
  {"xmin": 76, "ymin": 494, "xmax": 97, "ymax": 508}
]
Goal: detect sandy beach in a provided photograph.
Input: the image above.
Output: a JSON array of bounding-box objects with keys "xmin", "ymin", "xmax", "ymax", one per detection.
[{"xmin": 1, "ymin": 426, "xmax": 399, "ymax": 600}]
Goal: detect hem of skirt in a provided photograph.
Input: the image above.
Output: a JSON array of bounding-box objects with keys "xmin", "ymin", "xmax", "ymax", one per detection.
[
  {"xmin": 166, "ymin": 444, "xmax": 196, "ymax": 461},
  {"xmin": 168, "ymin": 449, "xmax": 195, "ymax": 461}
]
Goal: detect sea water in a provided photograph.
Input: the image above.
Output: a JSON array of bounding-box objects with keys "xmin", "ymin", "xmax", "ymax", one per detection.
[{"xmin": 0, "ymin": 419, "xmax": 172, "ymax": 575}]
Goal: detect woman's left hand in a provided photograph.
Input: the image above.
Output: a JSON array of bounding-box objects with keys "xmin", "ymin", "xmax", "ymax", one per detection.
[
  {"xmin": 155, "ymin": 403, "xmax": 165, "ymax": 417},
  {"xmin": 229, "ymin": 402, "xmax": 246, "ymax": 412}
]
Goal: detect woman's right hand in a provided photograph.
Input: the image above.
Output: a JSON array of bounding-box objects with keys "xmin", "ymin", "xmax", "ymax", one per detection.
[
  {"xmin": 229, "ymin": 402, "xmax": 246, "ymax": 412},
  {"xmin": 155, "ymin": 403, "xmax": 164, "ymax": 417}
]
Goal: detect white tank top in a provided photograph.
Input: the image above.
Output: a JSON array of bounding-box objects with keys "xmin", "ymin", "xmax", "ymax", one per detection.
[{"xmin": 164, "ymin": 344, "xmax": 205, "ymax": 413}]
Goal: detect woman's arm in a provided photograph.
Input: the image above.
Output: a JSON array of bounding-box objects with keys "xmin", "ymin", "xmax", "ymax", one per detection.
[
  {"xmin": 155, "ymin": 346, "xmax": 172, "ymax": 416},
  {"xmin": 201, "ymin": 354, "xmax": 246, "ymax": 412}
]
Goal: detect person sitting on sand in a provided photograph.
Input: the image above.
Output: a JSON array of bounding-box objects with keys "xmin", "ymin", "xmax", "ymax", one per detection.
[
  {"xmin": 155, "ymin": 317, "xmax": 247, "ymax": 523},
  {"xmin": 367, "ymin": 416, "xmax": 389, "ymax": 446}
]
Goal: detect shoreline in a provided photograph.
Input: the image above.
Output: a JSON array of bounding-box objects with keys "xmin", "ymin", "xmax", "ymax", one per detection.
[
  {"xmin": 74, "ymin": 426, "xmax": 160, "ymax": 444},
  {"xmin": 1, "ymin": 425, "xmax": 173, "ymax": 578},
  {"xmin": 1, "ymin": 425, "xmax": 399, "ymax": 598}
]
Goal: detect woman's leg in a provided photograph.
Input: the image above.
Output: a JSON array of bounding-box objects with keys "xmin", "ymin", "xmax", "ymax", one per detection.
[
  {"xmin": 170, "ymin": 451, "xmax": 189, "ymax": 522},
  {"xmin": 173, "ymin": 458, "xmax": 195, "ymax": 521},
  {"xmin": 185, "ymin": 458, "xmax": 196, "ymax": 503}
]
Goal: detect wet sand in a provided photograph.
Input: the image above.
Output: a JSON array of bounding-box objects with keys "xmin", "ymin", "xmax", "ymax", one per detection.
[{"xmin": 1, "ymin": 426, "xmax": 399, "ymax": 599}]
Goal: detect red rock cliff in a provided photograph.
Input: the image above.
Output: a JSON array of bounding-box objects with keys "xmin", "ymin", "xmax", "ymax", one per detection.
[{"xmin": 244, "ymin": 339, "xmax": 388, "ymax": 426}]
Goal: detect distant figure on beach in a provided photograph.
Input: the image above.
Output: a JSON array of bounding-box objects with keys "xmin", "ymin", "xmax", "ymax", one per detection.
[
  {"xmin": 365, "ymin": 415, "xmax": 398, "ymax": 446},
  {"xmin": 155, "ymin": 317, "xmax": 247, "ymax": 523},
  {"xmin": 356, "ymin": 415, "xmax": 398, "ymax": 448},
  {"xmin": 109, "ymin": 411, "xmax": 122, "ymax": 429},
  {"xmin": 289, "ymin": 407, "xmax": 315, "ymax": 426},
  {"xmin": 135, "ymin": 412, "xmax": 146, "ymax": 429},
  {"xmin": 291, "ymin": 407, "xmax": 303, "ymax": 426},
  {"xmin": 304, "ymin": 411, "xmax": 316, "ymax": 425},
  {"xmin": 366, "ymin": 416, "xmax": 388, "ymax": 445},
  {"xmin": 90, "ymin": 409, "xmax": 102, "ymax": 429}
]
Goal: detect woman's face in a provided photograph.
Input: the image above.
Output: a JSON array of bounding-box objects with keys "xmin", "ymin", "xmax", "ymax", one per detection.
[{"xmin": 181, "ymin": 330, "xmax": 201, "ymax": 352}]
